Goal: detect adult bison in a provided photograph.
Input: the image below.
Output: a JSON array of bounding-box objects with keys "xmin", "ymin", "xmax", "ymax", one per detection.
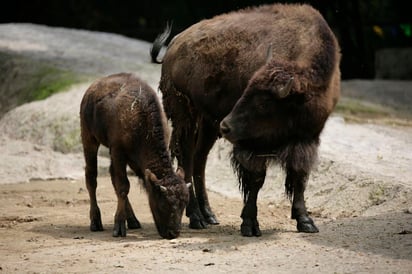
[
  {"xmin": 80, "ymin": 73, "xmax": 190, "ymax": 239},
  {"xmin": 151, "ymin": 3, "xmax": 340, "ymax": 236}
]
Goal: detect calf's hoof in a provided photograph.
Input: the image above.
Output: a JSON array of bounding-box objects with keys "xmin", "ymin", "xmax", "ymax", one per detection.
[
  {"xmin": 127, "ymin": 216, "xmax": 141, "ymax": 229},
  {"xmin": 113, "ymin": 221, "xmax": 127, "ymax": 237},
  {"xmin": 240, "ymin": 218, "xmax": 262, "ymax": 237},
  {"xmin": 296, "ymin": 216, "xmax": 319, "ymax": 233},
  {"xmin": 90, "ymin": 218, "xmax": 103, "ymax": 232}
]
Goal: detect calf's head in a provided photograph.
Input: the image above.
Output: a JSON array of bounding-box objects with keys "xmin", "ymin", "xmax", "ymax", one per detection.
[{"xmin": 144, "ymin": 168, "xmax": 189, "ymax": 239}]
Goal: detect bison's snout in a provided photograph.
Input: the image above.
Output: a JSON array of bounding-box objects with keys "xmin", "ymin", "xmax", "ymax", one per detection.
[
  {"xmin": 220, "ymin": 119, "xmax": 238, "ymax": 144},
  {"xmin": 220, "ymin": 120, "xmax": 231, "ymax": 136}
]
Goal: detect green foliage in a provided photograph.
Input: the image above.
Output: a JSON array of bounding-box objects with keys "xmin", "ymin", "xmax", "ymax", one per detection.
[
  {"xmin": 52, "ymin": 122, "xmax": 82, "ymax": 154},
  {"xmin": 0, "ymin": 51, "xmax": 85, "ymax": 116},
  {"xmin": 28, "ymin": 67, "xmax": 79, "ymax": 101},
  {"xmin": 335, "ymin": 97, "xmax": 392, "ymax": 118}
]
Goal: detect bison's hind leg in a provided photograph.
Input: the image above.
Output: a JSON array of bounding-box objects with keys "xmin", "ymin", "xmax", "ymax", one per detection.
[
  {"xmin": 163, "ymin": 89, "xmax": 208, "ymax": 229},
  {"xmin": 192, "ymin": 118, "xmax": 219, "ymax": 225},
  {"xmin": 174, "ymin": 124, "xmax": 208, "ymax": 229},
  {"xmin": 125, "ymin": 197, "xmax": 141, "ymax": 229}
]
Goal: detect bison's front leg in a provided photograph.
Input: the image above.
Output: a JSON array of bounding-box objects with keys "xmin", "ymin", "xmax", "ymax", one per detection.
[
  {"xmin": 239, "ymin": 170, "xmax": 266, "ymax": 237},
  {"xmin": 286, "ymin": 169, "xmax": 319, "ymax": 233}
]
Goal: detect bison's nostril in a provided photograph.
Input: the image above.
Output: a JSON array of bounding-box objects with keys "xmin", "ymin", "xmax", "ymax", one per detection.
[{"xmin": 220, "ymin": 121, "xmax": 231, "ymax": 135}]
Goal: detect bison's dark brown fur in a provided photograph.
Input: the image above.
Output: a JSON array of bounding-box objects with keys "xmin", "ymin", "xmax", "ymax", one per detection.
[
  {"xmin": 80, "ymin": 73, "xmax": 189, "ymax": 239},
  {"xmin": 151, "ymin": 3, "xmax": 340, "ymax": 236}
]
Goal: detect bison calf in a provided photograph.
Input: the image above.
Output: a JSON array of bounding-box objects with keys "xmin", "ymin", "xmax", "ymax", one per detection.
[
  {"xmin": 80, "ymin": 73, "xmax": 189, "ymax": 239},
  {"xmin": 151, "ymin": 3, "xmax": 340, "ymax": 236}
]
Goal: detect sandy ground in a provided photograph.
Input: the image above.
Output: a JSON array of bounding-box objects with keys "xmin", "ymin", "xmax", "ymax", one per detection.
[
  {"xmin": 1, "ymin": 177, "xmax": 411, "ymax": 274},
  {"xmin": 0, "ymin": 23, "xmax": 412, "ymax": 273}
]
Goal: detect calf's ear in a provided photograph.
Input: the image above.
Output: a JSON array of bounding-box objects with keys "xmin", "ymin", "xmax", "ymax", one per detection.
[
  {"xmin": 176, "ymin": 166, "xmax": 185, "ymax": 179},
  {"xmin": 145, "ymin": 169, "xmax": 159, "ymax": 183},
  {"xmin": 145, "ymin": 169, "xmax": 167, "ymax": 194},
  {"xmin": 176, "ymin": 166, "xmax": 191, "ymax": 188}
]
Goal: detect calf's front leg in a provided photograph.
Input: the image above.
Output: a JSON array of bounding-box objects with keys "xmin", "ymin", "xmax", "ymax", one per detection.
[{"xmin": 109, "ymin": 152, "xmax": 130, "ymax": 237}]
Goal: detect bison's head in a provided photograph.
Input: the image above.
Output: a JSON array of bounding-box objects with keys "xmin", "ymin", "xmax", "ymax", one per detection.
[
  {"xmin": 220, "ymin": 62, "xmax": 297, "ymax": 150},
  {"xmin": 144, "ymin": 168, "xmax": 189, "ymax": 239}
]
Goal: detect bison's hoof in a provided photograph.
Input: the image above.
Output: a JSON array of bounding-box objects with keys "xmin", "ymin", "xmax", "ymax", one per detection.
[
  {"xmin": 90, "ymin": 218, "xmax": 104, "ymax": 232},
  {"xmin": 241, "ymin": 218, "xmax": 262, "ymax": 237},
  {"xmin": 113, "ymin": 221, "xmax": 127, "ymax": 237},
  {"xmin": 189, "ymin": 217, "xmax": 208, "ymax": 229},
  {"xmin": 127, "ymin": 216, "xmax": 141, "ymax": 229},
  {"xmin": 206, "ymin": 215, "xmax": 219, "ymax": 225},
  {"xmin": 296, "ymin": 216, "xmax": 319, "ymax": 233},
  {"xmin": 201, "ymin": 207, "xmax": 220, "ymax": 225},
  {"xmin": 188, "ymin": 213, "xmax": 208, "ymax": 229}
]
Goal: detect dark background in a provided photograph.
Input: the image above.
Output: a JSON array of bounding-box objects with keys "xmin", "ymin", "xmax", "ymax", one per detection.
[{"xmin": 1, "ymin": 0, "xmax": 411, "ymax": 79}]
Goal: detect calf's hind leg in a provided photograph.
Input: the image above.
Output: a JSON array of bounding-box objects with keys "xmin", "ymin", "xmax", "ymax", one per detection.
[{"xmin": 82, "ymin": 136, "xmax": 104, "ymax": 232}]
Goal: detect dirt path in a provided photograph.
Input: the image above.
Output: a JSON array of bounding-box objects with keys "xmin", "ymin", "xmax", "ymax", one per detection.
[{"xmin": 1, "ymin": 177, "xmax": 411, "ymax": 273}]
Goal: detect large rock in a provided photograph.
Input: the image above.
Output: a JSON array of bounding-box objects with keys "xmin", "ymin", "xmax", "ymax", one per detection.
[{"xmin": 0, "ymin": 23, "xmax": 160, "ymax": 117}]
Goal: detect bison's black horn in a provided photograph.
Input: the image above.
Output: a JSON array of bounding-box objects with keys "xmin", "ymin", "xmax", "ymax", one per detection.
[
  {"xmin": 278, "ymin": 77, "xmax": 294, "ymax": 98},
  {"xmin": 265, "ymin": 43, "xmax": 273, "ymax": 64}
]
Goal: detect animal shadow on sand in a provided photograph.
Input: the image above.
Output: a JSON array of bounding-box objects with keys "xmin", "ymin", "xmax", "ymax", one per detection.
[
  {"xmin": 305, "ymin": 212, "xmax": 412, "ymax": 260},
  {"xmin": 29, "ymin": 220, "xmax": 279, "ymax": 250}
]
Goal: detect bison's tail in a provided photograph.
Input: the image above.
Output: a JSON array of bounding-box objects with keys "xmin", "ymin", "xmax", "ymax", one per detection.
[{"xmin": 150, "ymin": 21, "xmax": 173, "ymax": 64}]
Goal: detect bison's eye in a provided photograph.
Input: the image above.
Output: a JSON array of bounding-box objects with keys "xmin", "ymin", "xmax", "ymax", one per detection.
[
  {"xmin": 254, "ymin": 96, "xmax": 272, "ymax": 112},
  {"xmin": 256, "ymin": 102, "xmax": 267, "ymax": 112}
]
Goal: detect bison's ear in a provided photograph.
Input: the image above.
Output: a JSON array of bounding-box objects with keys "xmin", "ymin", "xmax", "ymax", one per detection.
[{"xmin": 273, "ymin": 77, "xmax": 293, "ymax": 98}]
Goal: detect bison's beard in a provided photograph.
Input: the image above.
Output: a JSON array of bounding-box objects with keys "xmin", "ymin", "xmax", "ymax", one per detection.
[
  {"xmin": 231, "ymin": 146, "xmax": 268, "ymax": 172},
  {"xmin": 231, "ymin": 138, "xmax": 319, "ymax": 173},
  {"xmin": 230, "ymin": 136, "xmax": 288, "ymax": 172}
]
